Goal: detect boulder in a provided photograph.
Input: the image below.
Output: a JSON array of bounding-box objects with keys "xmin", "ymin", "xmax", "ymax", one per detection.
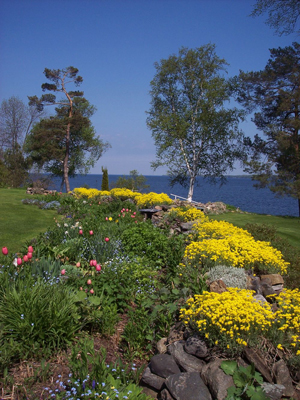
[
  {"xmin": 200, "ymin": 358, "xmax": 234, "ymax": 400},
  {"xmin": 168, "ymin": 341, "xmax": 205, "ymax": 373},
  {"xmin": 150, "ymin": 354, "xmax": 181, "ymax": 378},
  {"xmin": 209, "ymin": 279, "xmax": 227, "ymax": 294},
  {"xmin": 166, "ymin": 372, "xmax": 212, "ymax": 400},
  {"xmin": 243, "ymin": 347, "xmax": 273, "ymax": 383},
  {"xmin": 184, "ymin": 336, "xmax": 208, "ymax": 359}
]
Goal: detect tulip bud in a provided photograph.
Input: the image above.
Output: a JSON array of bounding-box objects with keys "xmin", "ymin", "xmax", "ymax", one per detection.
[
  {"xmin": 61, "ymin": 269, "xmax": 66, "ymax": 275},
  {"xmin": 17, "ymin": 257, "xmax": 22, "ymax": 265},
  {"xmin": 87, "ymin": 279, "xmax": 92, "ymax": 285},
  {"xmin": 28, "ymin": 245, "xmax": 34, "ymax": 253},
  {"xmin": 2, "ymin": 247, "xmax": 8, "ymax": 255}
]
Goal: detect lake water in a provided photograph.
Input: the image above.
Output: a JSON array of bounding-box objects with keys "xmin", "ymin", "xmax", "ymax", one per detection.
[{"xmin": 48, "ymin": 174, "xmax": 299, "ymax": 217}]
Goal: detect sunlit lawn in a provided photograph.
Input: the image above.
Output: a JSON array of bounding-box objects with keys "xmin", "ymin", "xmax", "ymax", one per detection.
[{"xmin": 0, "ymin": 188, "xmax": 58, "ymax": 254}]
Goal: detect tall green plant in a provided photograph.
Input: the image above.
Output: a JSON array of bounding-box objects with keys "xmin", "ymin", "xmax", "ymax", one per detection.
[{"xmin": 101, "ymin": 166, "xmax": 109, "ymax": 191}]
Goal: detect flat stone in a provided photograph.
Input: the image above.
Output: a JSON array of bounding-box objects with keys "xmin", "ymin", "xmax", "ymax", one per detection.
[
  {"xmin": 261, "ymin": 383, "xmax": 285, "ymax": 400},
  {"xmin": 243, "ymin": 347, "xmax": 273, "ymax": 383},
  {"xmin": 253, "ymin": 294, "xmax": 267, "ymax": 304},
  {"xmin": 168, "ymin": 341, "xmax": 205, "ymax": 372},
  {"xmin": 150, "ymin": 354, "xmax": 181, "ymax": 378},
  {"xmin": 166, "ymin": 372, "xmax": 212, "ymax": 400},
  {"xmin": 184, "ymin": 336, "xmax": 208, "ymax": 358},
  {"xmin": 261, "ymin": 274, "xmax": 284, "ymax": 285},
  {"xmin": 274, "ymin": 359, "xmax": 294, "ymax": 397}
]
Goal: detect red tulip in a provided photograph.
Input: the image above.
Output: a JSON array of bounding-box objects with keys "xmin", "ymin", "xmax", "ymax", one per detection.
[
  {"xmin": 27, "ymin": 252, "xmax": 33, "ymax": 259},
  {"xmin": 28, "ymin": 245, "xmax": 33, "ymax": 253},
  {"xmin": 23, "ymin": 255, "xmax": 28, "ymax": 262},
  {"xmin": 79, "ymin": 229, "xmax": 83, "ymax": 235},
  {"xmin": 61, "ymin": 269, "xmax": 66, "ymax": 275},
  {"xmin": 95, "ymin": 264, "xmax": 101, "ymax": 272},
  {"xmin": 87, "ymin": 279, "xmax": 92, "ymax": 285},
  {"xmin": 105, "ymin": 237, "xmax": 110, "ymax": 242},
  {"xmin": 89, "ymin": 230, "xmax": 94, "ymax": 235},
  {"xmin": 17, "ymin": 257, "xmax": 22, "ymax": 265},
  {"xmin": 90, "ymin": 289, "xmax": 94, "ymax": 294},
  {"xmin": 2, "ymin": 247, "xmax": 8, "ymax": 255}
]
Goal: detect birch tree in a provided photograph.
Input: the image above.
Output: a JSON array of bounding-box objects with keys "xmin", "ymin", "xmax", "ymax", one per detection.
[{"xmin": 147, "ymin": 45, "xmax": 245, "ymax": 202}]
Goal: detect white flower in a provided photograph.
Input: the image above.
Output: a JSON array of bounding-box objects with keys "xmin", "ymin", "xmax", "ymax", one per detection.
[
  {"xmin": 13, "ymin": 258, "xmax": 18, "ymax": 267},
  {"xmin": 64, "ymin": 223, "xmax": 68, "ymax": 227}
]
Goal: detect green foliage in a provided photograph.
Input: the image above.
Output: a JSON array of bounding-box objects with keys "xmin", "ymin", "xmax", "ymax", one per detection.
[
  {"xmin": 101, "ymin": 166, "xmax": 109, "ymax": 191},
  {"xmin": 121, "ymin": 221, "xmax": 185, "ymax": 269},
  {"xmin": 232, "ymin": 42, "xmax": 300, "ymax": 216},
  {"xmin": 0, "ymin": 278, "xmax": 81, "ymax": 358},
  {"xmin": 27, "ymin": 67, "xmax": 110, "ymax": 192},
  {"xmin": 47, "ymin": 336, "xmax": 151, "ymax": 399},
  {"xmin": 147, "ymin": 44, "xmax": 245, "ymax": 200},
  {"xmin": 113, "ymin": 169, "xmax": 149, "ymax": 192},
  {"xmin": 221, "ymin": 360, "xmax": 268, "ymax": 400}
]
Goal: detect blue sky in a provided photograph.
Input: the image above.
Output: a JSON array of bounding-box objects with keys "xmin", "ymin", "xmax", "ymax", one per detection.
[{"xmin": 0, "ymin": 0, "xmax": 296, "ymax": 175}]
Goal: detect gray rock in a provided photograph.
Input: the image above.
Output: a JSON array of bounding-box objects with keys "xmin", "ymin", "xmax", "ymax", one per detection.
[
  {"xmin": 168, "ymin": 341, "xmax": 205, "ymax": 372},
  {"xmin": 253, "ymin": 294, "xmax": 268, "ymax": 303},
  {"xmin": 201, "ymin": 358, "xmax": 234, "ymax": 400},
  {"xmin": 166, "ymin": 372, "xmax": 212, "ymax": 400},
  {"xmin": 184, "ymin": 336, "xmax": 208, "ymax": 358},
  {"xmin": 274, "ymin": 359, "xmax": 294, "ymax": 397},
  {"xmin": 261, "ymin": 383, "xmax": 285, "ymax": 400},
  {"xmin": 157, "ymin": 337, "xmax": 168, "ymax": 354},
  {"xmin": 150, "ymin": 354, "xmax": 181, "ymax": 378},
  {"xmin": 160, "ymin": 388, "xmax": 176, "ymax": 400},
  {"xmin": 180, "ymin": 222, "xmax": 195, "ymax": 232},
  {"xmin": 141, "ymin": 366, "xmax": 166, "ymax": 391}
]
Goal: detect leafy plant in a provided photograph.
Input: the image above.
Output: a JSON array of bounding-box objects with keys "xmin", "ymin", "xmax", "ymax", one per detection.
[{"xmin": 221, "ymin": 360, "xmax": 269, "ymax": 400}]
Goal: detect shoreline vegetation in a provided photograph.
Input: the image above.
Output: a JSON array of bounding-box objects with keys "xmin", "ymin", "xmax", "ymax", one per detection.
[{"xmin": 0, "ymin": 188, "xmax": 299, "ymax": 399}]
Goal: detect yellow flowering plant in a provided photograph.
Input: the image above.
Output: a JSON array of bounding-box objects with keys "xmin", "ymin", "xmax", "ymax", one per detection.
[
  {"xmin": 134, "ymin": 192, "xmax": 173, "ymax": 208},
  {"xmin": 167, "ymin": 207, "xmax": 209, "ymax": 223},
  {"xmin": 184, "ymin": 220, "xmax": 289, "ymax": 274},
  {"xmin": 180, "ymin": 288, "xmax": 275, "ymax": 353},
  {"xmin": 268, "ymin": 288, "xmax": 300, "ymax": 355}
]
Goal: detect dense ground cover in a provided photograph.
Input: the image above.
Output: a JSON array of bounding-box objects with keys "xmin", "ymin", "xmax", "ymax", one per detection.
[{"xmin": 0, "ymin": 188, "xmax": 299, "ymax": 399}]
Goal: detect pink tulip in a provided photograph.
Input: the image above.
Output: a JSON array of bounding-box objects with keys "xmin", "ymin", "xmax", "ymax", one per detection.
[
  {"xmin": 133, "ymin": 212, "xmax": 136, "ymax": 215},
  {"xmin": 89, "ymin": 259, "xmax": 97, "ymax": 267},
  {"xmin": 79, "ymin": 229, "xmax": 83, "ymax": 235},
  {"xmin": 95, "ymin": 264, "xmax": 101, "ymax": 272},
  {"xmin": 17, "ymin": 257, "xmax": 22, "ymax": 265},
  {"xmin": 126, "ymin": 209, "xmax": 128, "ymax": 212},
  {"xmin": 61, "ymin": 269, "xmax": 66, "ymax": 275},
  {"xmin": 131, "ymin": 215, "xmax": 135, "ymax": 218},
  {"xmin": 90, "ymin": 289, "xmax": 94, "ymax": 294},
  {"xmin": 80, "ymin": 286, "xmax": 83, "ymax": 291},
  {"xmin": 23, "ymin": 255, "xmax": 28, "ymax": 262},
  {"xmin": 27, "ymin": 252, "xmax": 33, "ymax": 259},
  {"xmin": 89, "ymin": 230, "xmax": 94, "ymax": 235},
  {"xmin": 105, "ymin": 237, "xmax": 110, "ymax": 242},
  {"xmin": 105, "ymin": 217, "xmax": 108, "ymax": 221},
  {"xmin": 87, "ymin": 279, "xmax": 92, "ymax": 285},
  {"xmin": 76, "ymin": 262, "xmax": 81, "ymax": 268},
  {"xmin": 2, "ymin": 247, "xmax": 8, "ymax": 255},
  {"xmin": 28, "ymin": 245, "xmax": 34, "ymax": 253}
]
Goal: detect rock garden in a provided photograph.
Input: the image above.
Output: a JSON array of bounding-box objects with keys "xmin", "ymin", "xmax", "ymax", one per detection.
[{"xmin": 0, "ymin": 187, "xmax": 299, "ymax": 400}]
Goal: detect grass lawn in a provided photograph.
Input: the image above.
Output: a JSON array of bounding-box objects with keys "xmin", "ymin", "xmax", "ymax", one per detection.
[
  {"xmin": 0, "ymin": 188, "xmax": 58, "ymax": 254},
  {"xmin": 210, "ymin": 211, "xmax": 300, "ymax": 250}
]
